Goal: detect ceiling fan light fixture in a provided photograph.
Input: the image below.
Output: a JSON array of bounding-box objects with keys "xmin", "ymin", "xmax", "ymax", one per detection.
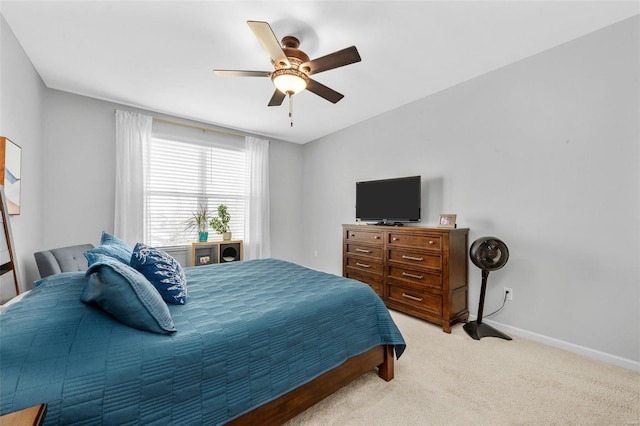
[{"xmin": 271, "ymin": 68, "xmax": 309, "ymax": 95}]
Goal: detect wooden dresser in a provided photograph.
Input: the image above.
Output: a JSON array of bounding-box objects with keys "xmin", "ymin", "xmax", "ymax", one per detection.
[{"xmin": 343, "ymin": 224, "xmax": 469, "ymax": 333}]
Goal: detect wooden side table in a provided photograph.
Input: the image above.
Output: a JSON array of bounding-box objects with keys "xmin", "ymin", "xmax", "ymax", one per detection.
[{"xmin": 0, "ymin": 404, "xmax": 47, "ymax": 426}]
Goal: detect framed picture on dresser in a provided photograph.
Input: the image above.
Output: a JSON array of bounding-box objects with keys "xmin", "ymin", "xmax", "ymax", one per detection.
[{"xmin": 438, "ymin": 214, "xmax": 457, "ymax": 228}]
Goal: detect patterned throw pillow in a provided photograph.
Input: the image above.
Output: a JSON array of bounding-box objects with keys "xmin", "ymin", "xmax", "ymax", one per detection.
[
  {"xmin": 84, "ymin": 231, "xmax": 133, "ymax": 266},
  {"xmin": 81, "ymin": 254, "xmax": 176, "ymax": 334},
  {"xmin": 130, "ymin": 243, "xmax": 187, "ymax": 305}
]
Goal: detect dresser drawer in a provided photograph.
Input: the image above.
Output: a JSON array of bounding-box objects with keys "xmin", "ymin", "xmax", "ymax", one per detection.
[
  {"xmin": 345, "ymin": 270, "xmax": 383, "ymax": 297},
  {"xmin": 388, "ymin": 284, "xmax": 442, "ymax": 316},
  {"xmin": 346, "ymin": 243, "xmax": 383, "ymax": 259},
  {"xmin": 388, "ymin": 233, "xmax": 442, "ymax": 251},
  {"xmin": 388, "ymin": 265, "xmax": 442, "ymax": 289},
  {"xmin": 346, "ymin": 257, "xmax": 383, "ymax": 274},
  {"xmin": 387, "ymin": 249, "xmax": 441, "ymax": 270},
  {"xmin": 345, "ymin": 229, "xmax": 384, "ymax": 245}
]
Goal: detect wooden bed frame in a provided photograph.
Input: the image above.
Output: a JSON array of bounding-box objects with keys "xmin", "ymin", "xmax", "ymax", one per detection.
[{"xmin": 229, "ymin": 344, "xmax": 394, "ymax": 425}]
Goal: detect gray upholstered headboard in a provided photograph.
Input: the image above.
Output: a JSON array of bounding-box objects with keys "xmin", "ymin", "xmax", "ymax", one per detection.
[{"xmin": 34, "ymin": 244, "xmax": 94, "ymax": 279}]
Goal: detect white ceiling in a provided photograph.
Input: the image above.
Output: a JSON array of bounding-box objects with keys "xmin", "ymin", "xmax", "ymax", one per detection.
[{"xmin": 1, "ymin": 1, "xmax": 638, "ymax": 144}]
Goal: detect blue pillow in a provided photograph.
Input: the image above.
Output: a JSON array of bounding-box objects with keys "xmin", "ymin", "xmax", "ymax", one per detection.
[
  {"xmin": 84, "ymin": 251, "xmax": 106, "ymax": 268},
  {"xmin": 81, "ymin": 255, "xmax": 176, "ymax": 334},
  {"xmin": 130, "ymin": 243, "xmax": 187, "ymax": 305},
  {"xmin": 84, "ymin": 231, "xmax": 133, "ymax": 266}
]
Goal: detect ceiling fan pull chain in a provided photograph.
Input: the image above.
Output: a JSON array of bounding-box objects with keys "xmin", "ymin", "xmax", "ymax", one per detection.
[{"xmin": 288, "ymin": 91, "xmax": 294, "ymax": 127}]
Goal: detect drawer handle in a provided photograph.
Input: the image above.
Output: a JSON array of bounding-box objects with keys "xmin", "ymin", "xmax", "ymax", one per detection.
[
  {"xmin": 428, "ymin": 240, "xmax": 435, "ymax": 245},
  {"xmin": 402, "ymin": 272, "xmax": 423, "ymax": 280},
  {"xmin": 350, "ymin": 234, "xmax": 355, "ymax": 237},
  {"xmin": 356, "ymin": 248, "xmax": 372, "ymax": 253},
  {"xmin": 373, "ymin": 236, "xmax": 380, "ymax": 239},
  {"xmin": 392, "ymin": 237, "xmax": 399, "ymax": 241},
  {"xmin": 402, "ymin": 255, "xmax": 424, "ymax": 261},
  {"xmin": 356, "ymin": 262, "xmax": 371, "ymax": 268},
  {"xmin": 402, "ymin": 293, "xmax": 423, "ymax": 302}
]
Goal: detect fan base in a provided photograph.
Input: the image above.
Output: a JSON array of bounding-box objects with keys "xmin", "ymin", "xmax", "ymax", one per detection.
[{"xmin": 463, "ymin": 321, "xmax": 512, "ymax": 341}]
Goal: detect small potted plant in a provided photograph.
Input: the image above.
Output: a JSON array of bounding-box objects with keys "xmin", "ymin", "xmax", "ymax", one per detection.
[
  {"xmin": 186, "ymin": 205, "xmax": 210, "ymax": 242},
  {"xmin": 210, "ymin": 204, "xmax": 231, "ymax": 240}
]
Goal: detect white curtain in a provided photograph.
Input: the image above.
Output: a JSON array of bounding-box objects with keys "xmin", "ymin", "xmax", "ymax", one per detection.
[
  {"xmin": 244, "ymin": 137, "xmax": 271, "ymax": 259},
  {"xmin": 114, "ymin": 110, "xmax": 152, "ymax": 245}
]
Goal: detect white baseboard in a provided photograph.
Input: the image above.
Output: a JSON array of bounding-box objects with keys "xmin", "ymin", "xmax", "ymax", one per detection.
[{"xmin": 468, "ymin": 316, "xmax": 640, "ymax": 372}]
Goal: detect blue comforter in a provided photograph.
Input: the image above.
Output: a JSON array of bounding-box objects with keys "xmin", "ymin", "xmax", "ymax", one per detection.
[{"xmin": 1, "ymin": 258, "xmax": 405, "ymax": 425}]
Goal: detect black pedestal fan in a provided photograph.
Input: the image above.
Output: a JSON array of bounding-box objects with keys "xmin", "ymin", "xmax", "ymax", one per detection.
[{"xmin": 463, "ymin": 236, "xmax": 512, "ymax": 341}]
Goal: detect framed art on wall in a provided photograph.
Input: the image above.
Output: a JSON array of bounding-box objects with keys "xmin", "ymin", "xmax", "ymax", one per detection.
[{"xmin": 0, "ymin": 137, "xmax": 22, "ymax": 215}]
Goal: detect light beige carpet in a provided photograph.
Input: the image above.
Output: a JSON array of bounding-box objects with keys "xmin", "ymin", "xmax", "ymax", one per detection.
[{"xmin": 286, "ymin": 311, "xmax": 640, "ymax": 425}]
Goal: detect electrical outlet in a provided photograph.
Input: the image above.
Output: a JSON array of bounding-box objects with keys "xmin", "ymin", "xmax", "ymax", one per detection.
[{"xmin": 503, "ymin": 287, "xmax": 513, "ymax": 301}]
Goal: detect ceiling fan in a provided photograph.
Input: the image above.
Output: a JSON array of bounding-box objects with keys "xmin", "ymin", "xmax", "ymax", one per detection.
[{"xmin": 213, "ymin": 21, "xmax": 361, "ymax": 125}]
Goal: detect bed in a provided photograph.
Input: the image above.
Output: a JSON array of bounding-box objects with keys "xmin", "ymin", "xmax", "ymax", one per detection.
[{"xmin": 1, "ymin": 257, "xmax": 405, "ymax": 425}]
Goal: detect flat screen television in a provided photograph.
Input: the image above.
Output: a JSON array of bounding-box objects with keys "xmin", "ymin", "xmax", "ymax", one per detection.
[{"xmin": 355, "ymin": 176, "xmax": 421, "ymax": 225}]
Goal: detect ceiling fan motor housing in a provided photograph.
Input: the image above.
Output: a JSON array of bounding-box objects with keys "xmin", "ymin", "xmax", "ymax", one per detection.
[
  {"xmin": 279, "ymin": 37, "xmax": 311, "ymax": 72},
  {"xmin": 270, "ymin": 36, "xmax": 312, "ymax": 95}
]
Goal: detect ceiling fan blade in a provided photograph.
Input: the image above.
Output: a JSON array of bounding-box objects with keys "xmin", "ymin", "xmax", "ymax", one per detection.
[
  {"xmin": 247, "ymin": 21, "xmax": 290, "ymax": 68},
  {"xmin": 268, "ymin": 89, "xmax": 286, "ymax": 107},
  {"xmin": 213, "ymin": 70, "xmax": 271, "ymax": 77},
  {"xmin": 306, "ymin": 79, "xmax": 344, "ymax": 104},
  {"xmin": 303, "ymin": 46, "xmax": 361, "ymax": 75}
]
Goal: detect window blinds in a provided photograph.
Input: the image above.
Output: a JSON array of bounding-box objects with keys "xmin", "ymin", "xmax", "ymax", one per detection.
[{"xmin": 144, "ymin": 137, "xmax": 246, "ymax": 247}]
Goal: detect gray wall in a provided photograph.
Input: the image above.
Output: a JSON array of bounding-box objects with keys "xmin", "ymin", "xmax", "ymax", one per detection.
[
  {"xmin": 1, "ymin": 13, "xmax": 304, "ymax": 288},
  {"xmin": 301, "ymin": 17, "xmax": 639, "ymax": 367},
  {"xmin": 41, "ymin": 89, "xmax": 304, "ymax": 267},
  {"xmin": 0, "ymin": 14, "xmax": 46, "ymax": 291}
]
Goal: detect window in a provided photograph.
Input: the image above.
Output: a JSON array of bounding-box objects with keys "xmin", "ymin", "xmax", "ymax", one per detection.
[{"xmin": 143, "ymin": 136, "xmax": 245, "ymax": 247}]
